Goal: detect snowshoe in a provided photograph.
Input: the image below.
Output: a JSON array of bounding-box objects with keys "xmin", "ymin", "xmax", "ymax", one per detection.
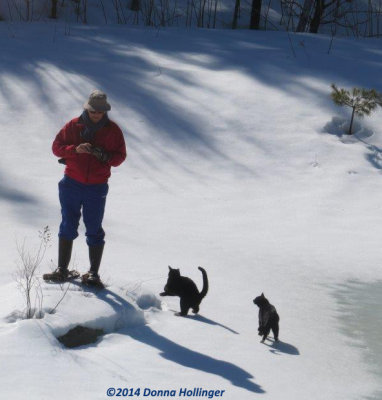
[
  {"xmin": 43, "ymin": 268, "xmax": 80, "ymax": 283},
  {"xmin": 81, "ymin": 271, "xmax": 104, "ymax": 289}
]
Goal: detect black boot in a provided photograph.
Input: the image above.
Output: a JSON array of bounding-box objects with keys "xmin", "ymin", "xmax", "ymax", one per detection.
[
  {"xmin": 82, "ymin": 244, "xmax": 105, "ymax": 288},
  {"xmin": 58, "ymin": 237, "xmax": 73, "ymax": 271},
  {"xmin": 43, "ymin": 238, "xmax": 76, "ymax": 282}
]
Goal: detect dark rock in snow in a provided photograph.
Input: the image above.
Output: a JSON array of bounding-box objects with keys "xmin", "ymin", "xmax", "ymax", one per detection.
[{"xmin": 57, "ymin": 325, "xmax": 104, "ymax": 348}]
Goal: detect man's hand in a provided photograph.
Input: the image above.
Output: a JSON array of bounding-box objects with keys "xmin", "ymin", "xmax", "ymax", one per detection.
[{"xmin": 76, "ymin": 143, "xmax": 92, "ymax": 154}]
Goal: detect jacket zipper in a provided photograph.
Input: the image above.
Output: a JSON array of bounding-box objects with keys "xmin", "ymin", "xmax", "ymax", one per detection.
[
  {"xmin": 86, "ymin": 136, "xmax": 96, "ymax": 183},
  {"xmin": 86, "ymin": 156, "xmax": 91, "ymax": 183}
]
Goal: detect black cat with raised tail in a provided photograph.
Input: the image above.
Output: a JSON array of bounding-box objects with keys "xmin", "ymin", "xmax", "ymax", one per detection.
[{"xmin": 160, "ymin": 266, "xmax": 208, "ymax": 316}]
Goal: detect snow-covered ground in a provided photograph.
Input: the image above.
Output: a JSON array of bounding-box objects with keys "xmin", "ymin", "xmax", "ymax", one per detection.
[{"xmin": 0, "ymin": 23, "xmax": 382, "ymax": 400}]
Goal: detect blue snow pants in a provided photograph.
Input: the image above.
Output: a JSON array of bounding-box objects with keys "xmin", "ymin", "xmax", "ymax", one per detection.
[{"xmin": 58, "ymin": 175, "xmax": 109, "ymax": 246}]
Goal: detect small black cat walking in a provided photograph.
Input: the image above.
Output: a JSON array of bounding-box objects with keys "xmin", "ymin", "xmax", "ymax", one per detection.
[
  {"xmin": 160, "ymin": 266, "xmax": 208, "ymax": 316},
  {"xmin": 253, "ymin": 293, "xmax": 280, "ymax": 342}
]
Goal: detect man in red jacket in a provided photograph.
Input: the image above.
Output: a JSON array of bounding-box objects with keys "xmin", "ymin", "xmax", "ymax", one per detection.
[{"xmin": 43, "ymin": 90, "xmax": 126, "ymax": 287}]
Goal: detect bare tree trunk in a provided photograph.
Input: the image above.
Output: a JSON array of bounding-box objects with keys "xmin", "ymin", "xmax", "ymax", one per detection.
[
  {"xmin": 263, "ymin": 0, "xmax": 272, "ymax": 30},
  {"xmin": 213, "ymin": 0, "xmax": 218, "ymax": 28},
  {"xmin": 131, "ymin": 0, "xmax": 140, "ymax": 11},
  {"xmin": 99, "ymin": 0, "xmax": 108, "ymax": 23},
  {"xmin": 51, "ymin": 0, "xmax": 58, "ymax": 18},
  {"xmin": 348, "ymin": 107, "xmax": 355, "ymax": 134},
  {"xmin": 186, "ymin": 0, "xmax": 191, "ymax": 26},
  {"xmin": 309, "ymin": 0, "xmax": 324, "ymax": 33},
  {"xmin": 198, "ymin": 0, "xmax": 207, "ymax": 27},
  {"xmin": 297, "ymin": 0, "xmax": 314, "ymax": 31},
  {"xmin": 232, "ymin": 0, "xmax": 240, "ymax": 28},
  {"xmin": 83, "ymin": 0, "xmax": 87, "ymax": 23},
  {"xmin": 367, "ymin": 0, "xmax": 373, "ymax": 36},
  {"xmin": 25, "ymin": 0, "xmax": 30, "ymax": 20},
  {"xmin": 250, "ymin": 0, "xmax": 262, "ymax": 29}
]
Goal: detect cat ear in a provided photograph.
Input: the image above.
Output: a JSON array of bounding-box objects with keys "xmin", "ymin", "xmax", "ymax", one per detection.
[
  {"xmin": 261, "ymin": 293, "xmax": 265, "ymax": 297},
  {"xmin": 168, "ymin": 266, "xmax": 172, "ymax": 271}
]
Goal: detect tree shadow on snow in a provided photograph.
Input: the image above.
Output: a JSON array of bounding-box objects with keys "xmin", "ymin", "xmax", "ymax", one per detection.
[
  {"xmin": 7, "ymin": 25, "xmax": 382, "ymax": 185},
  {"xmin": 0, "ymin": 171, "xmax": 45, "ymax": 224},
  {"xmin": 2, "ymin": 25, "xmax": 382, "ymax": 193},
  {"xmin": 0, "ymin": 181, "xmax": 38, "ymax": 203}
]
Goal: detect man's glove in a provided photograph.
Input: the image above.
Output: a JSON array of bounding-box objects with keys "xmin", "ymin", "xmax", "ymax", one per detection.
[{"xmin": 90, "ymin": 146, "xmax": 110, "ymax": 163}]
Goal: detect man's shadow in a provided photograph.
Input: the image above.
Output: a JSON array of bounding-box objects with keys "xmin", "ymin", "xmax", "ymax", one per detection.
[{"xmin": 78, "ymin": 284, "xmax": 264, "ymax": 394}]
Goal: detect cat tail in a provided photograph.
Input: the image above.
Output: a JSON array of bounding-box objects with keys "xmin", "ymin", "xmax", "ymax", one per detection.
[{"xmin": 198, "ymin": 267, "xmax": 209, "ymax": 299}]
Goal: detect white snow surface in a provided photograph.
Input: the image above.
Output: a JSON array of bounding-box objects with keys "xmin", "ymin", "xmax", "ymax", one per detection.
[{"xmin": 0, "ymin": 23, "xmax": 382, "ymax": 400}]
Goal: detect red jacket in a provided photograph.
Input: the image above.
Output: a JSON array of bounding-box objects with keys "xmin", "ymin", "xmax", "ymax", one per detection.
[{"xmin": 52, "ymin": 116, "xmax": 126, "ymax": 184}]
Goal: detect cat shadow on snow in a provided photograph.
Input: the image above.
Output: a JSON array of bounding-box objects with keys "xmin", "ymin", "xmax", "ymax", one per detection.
[
  {"xmin": 166, "ymin": 311, "xmax": 239, "ymax": 335},
  {"xmin": 263, "ymin": 339, "xmax": 300, "ymax": 356},
  {"xmin": 190, "ymin": 314, "xmax": 239, "ymax": 335}
]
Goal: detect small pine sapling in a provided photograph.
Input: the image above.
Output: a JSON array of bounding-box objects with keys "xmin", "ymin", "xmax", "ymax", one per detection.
[{"xmin": 330, "ymin": 84, "xmax": 382, "ymax": 135}]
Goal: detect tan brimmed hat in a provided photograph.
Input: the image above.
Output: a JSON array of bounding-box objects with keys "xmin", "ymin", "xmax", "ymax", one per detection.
[{"xmin": 83, "ymin": 90, "xmax": 111, "ymax": 112}]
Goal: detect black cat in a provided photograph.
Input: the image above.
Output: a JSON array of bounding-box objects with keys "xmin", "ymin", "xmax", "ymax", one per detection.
[
  {"xmin": 253, "ymin": 293, "xmax": 280, "ymax": 342},
  {"xmin": 160, "ymin": 266, "xmax": 208, "ymax": 316}
]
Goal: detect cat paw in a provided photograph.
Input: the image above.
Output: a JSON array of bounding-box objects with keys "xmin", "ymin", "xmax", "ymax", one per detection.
[{"xmin": 175, "ymin": 312, "xmax": 188, "ymax": 317}]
